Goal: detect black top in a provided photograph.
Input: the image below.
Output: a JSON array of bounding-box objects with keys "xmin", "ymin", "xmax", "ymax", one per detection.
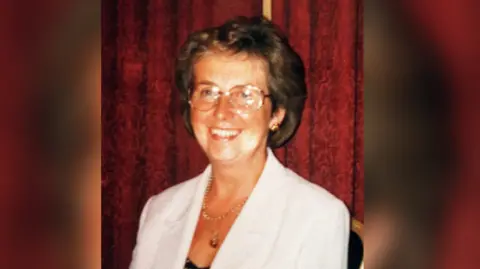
[{"xmin": 184, "ymin": 258, "xmax": 210, "ymax": 269}]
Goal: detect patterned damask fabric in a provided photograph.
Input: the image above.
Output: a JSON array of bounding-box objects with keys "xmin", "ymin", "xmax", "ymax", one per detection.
[{"xmin": 102, "ymin": 1, "xmax": 363, "ymax": 268}]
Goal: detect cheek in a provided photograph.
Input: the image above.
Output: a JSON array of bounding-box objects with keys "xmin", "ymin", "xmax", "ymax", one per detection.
[
  {"xmin": 190, "ymin": 111, "xmax": 202, "ymax": 134},
  {"xmin": 252, "ymin": 106, "xmax": 272, "ymax": 126},
  {"xmin": 190, "ymin": 110, "xmax": 206, "ymax": 126},
  {"xmin": 190, "ymin": 111, "xmax": 212, "ymax": 143},
  {"xmin": 241, "ymin": 111, "xmax": 271, "ymax": 134}
]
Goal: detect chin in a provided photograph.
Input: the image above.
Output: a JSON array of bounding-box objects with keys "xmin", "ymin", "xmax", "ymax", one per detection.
[{"xmin": 206, "ymin": 147, "xmax": 241, "ymax": 164}]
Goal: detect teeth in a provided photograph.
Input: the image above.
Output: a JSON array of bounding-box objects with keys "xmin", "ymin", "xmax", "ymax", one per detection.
[{"xmin": 211, "ymin": 128, "xmax": 240, "ymax": 138}]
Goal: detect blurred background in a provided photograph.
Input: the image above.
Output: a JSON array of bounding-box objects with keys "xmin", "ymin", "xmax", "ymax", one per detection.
[
  {"xmin": 0, "ymin": 0, "xmax": 478, "ymax": 269},
  {"xmin": 0, "ymin": 1, "xmax": 99, "ymax": 269},
  {"xmin": 366, "ymin": 0, "xmax": 479, "ymax": 268}
]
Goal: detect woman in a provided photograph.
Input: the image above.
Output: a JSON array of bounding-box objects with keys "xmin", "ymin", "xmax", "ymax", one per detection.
[{"xmin": 129, "ymin": 16, "xmax": 349, "ymax": 269}]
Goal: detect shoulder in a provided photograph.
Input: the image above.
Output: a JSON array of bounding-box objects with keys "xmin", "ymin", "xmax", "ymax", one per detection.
[
  {"xmin": 280, "ymin": 170, "xmax": 351, "ymax": 268},
  {"xmin": 150, "ymin": 177, "xmax": 198, "ymax": 205},
  {"xmin": 141, "ymin": 175, "xmax": 201, "ymax": 219},
  {"xmin": 283, "ymin": 168, "xmax": 350, "ymax": 222}
]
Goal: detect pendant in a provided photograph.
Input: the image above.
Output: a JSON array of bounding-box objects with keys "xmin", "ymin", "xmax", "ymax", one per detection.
[{"xmin": 209, "ymin": 231, "xmax": 219, "ymax": 248}]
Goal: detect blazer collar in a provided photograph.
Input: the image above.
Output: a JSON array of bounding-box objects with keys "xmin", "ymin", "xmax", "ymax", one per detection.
[
  {"xmin": 138, "ymin": 166, "xmax": 211, "ymax": 269},
  {"xmin": 166, "ymin": 148, "xmax": 287, "ymax": 224},
  {"xmin": 161, "ymin": 148, "xmax": 290, "ymax": 269}
]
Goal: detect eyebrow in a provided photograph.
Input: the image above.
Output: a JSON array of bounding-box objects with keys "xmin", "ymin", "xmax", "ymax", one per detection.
[
  {"xmin": 195, "ymin": 81, "xmax": 261, "ymax": 89},
  {"xmin": 195, "ymin": 80, "xmax": 217, "ymax": 86}
]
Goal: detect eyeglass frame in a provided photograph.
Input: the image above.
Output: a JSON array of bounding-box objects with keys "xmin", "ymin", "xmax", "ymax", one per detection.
[{"xmin": 187, "ymin": 84, "xmax": 272, "ymax": 112}]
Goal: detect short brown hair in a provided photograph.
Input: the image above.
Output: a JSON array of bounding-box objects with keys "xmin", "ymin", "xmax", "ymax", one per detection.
[{"xmin": 175, "ymin": 16, "xmax": 306, "ymax": 148}]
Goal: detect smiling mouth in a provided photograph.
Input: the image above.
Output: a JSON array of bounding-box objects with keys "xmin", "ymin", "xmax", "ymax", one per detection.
[{"xmin": 209, "ymin": 128, "xmax": 242, "ymax": 140}]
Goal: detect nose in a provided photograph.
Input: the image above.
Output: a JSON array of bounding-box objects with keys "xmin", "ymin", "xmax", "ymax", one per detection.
[{"xmin": 213, "ymin": 94, "xmax": 232, "ymax": 119}]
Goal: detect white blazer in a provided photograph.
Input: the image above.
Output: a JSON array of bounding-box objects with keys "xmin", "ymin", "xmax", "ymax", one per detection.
[{"xmin": 129, "ymin": 149, "xmax": 350, "ymax": 269}]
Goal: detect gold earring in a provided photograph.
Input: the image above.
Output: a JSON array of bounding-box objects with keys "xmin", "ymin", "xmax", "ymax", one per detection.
[{"xmin": 270, "ymin": 123, "xmax": 279, "ymax": 132}]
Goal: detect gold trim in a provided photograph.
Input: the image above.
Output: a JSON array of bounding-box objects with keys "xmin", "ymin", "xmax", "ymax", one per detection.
[
  {"xmin": 352, "ymin": 219, "xmax": 363, "ymax": 240},
  {"xmin": 263, "ymin": 0, "xmax": 272, "ymax": 20}
]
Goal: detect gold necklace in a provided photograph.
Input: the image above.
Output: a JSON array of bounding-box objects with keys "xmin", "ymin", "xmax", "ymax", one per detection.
[{"xmin": 201, "ymin": 175, "xmax": 248, "ymax": 248}]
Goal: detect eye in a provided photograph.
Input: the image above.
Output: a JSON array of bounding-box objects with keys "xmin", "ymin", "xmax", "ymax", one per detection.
[
  {"xmin": 241, "ymin": 90, "xmax": 253, "ymax": 99},
  {"xmin": 232, "ymin": 89, "xmax": 251, "ymax": 99},
  {"xmin": 200, "ymin": 88, "xmax": 213, "ymax": 96},
  {"xmin": 230, "ymin": 87, "xmax": 257, "ymax": 106},
  {"xmin": 196, "ymin": 87, "xmax": 218, "ymax": 100}
]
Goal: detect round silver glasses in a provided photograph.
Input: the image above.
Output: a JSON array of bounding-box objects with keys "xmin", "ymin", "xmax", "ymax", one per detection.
[{"xmin": 189, "ymin": 84, "xmax": 271, "ymax": 113}]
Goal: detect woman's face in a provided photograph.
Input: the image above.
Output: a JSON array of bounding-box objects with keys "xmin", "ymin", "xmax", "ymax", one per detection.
[{"xmin": 190, "ymin": 52, "xmax": 285, "ymax": 164}]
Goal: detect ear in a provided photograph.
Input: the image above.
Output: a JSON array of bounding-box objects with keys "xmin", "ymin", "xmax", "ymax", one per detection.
[{"xmin": 269, "ymin": 107, "xmax": 286, "ymax": 128}]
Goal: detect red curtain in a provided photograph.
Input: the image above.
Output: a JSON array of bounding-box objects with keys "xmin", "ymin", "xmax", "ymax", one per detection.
[
  {"xmin": 271, "ymin": 0, "xmax": 363, "ymax": 220},
  {"xmin": 102, "ymin": 0, "xmax": 363, "ymax": 268}
]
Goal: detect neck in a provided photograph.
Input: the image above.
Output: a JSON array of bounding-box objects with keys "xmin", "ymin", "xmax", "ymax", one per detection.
[{"xmin": 209, "ymin": 148, "xmax": 268, "ymax": 199}]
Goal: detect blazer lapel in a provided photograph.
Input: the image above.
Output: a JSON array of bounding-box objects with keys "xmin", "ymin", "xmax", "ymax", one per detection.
[
  {"xmin": 169, "ymin": 167, "xmax": 211, "ymax": 269},
  {"xmin": 150, "ymin": 166, "xmax": 211, "ymax": 269},
  {"xmin": 147, "ymin": 216, "xmax": 185, "ymax": 269},
  {"xmin": 211, "ymin": 149, "xmax": 290, "ymax": 269},
  {"xmin": 136, "ymin": 166, "xmax": 212, "ymax": 269},
  {"xmin": 131, "ymin": 206, "xmax": 182, "ymax": 269}
]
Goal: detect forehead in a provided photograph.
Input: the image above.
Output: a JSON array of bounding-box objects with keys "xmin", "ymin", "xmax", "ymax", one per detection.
[{"xmin": 193, "ymin": 52, "xmax": 268, "ymax": 89}]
